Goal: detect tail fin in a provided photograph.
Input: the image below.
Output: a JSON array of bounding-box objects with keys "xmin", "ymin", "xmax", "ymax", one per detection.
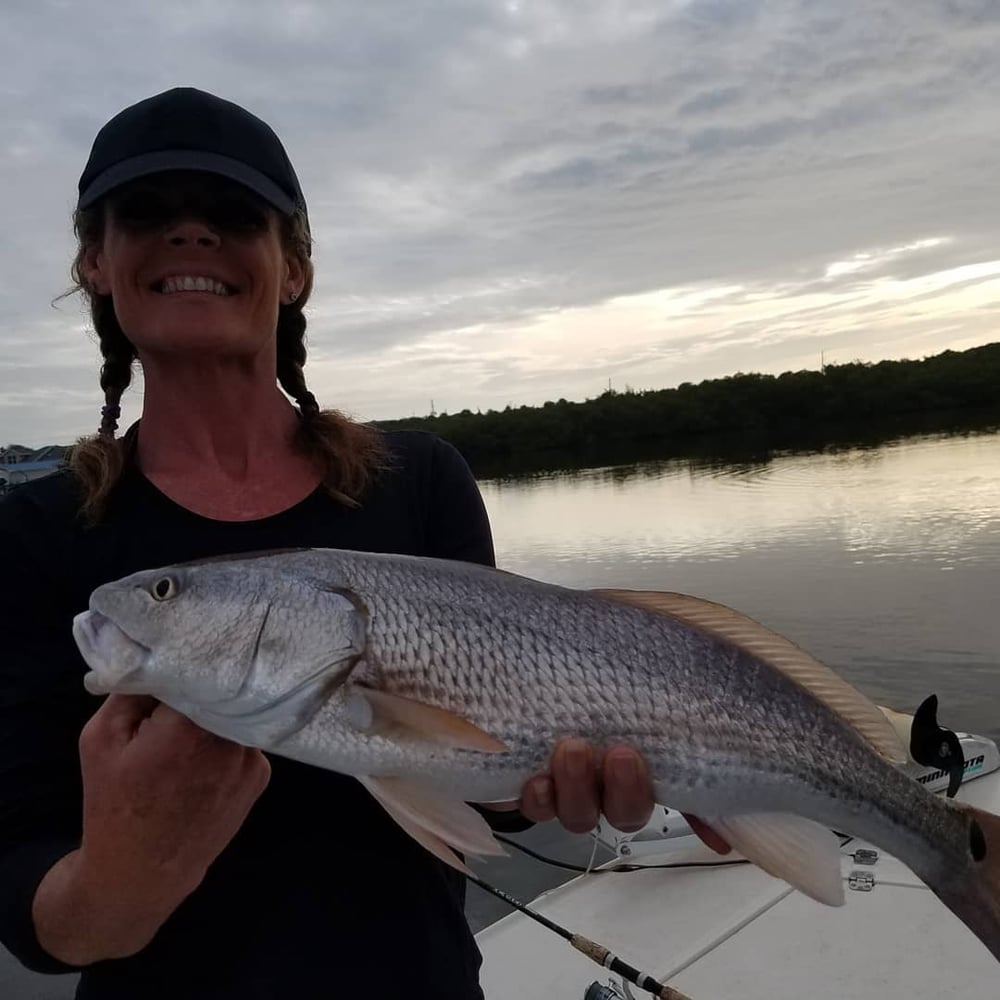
[{"xmin": 930, "ymin": 805, "xmax": 1000, "ymax": 963}]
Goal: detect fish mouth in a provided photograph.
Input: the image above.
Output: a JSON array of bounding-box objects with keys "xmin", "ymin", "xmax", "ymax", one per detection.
[{"xmin": 73, "ymin": 610, "xmax": 151, "ymax": 694}]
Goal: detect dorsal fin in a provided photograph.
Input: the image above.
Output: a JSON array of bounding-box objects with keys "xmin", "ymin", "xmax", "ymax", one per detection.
[
  {"xmin": 593, "ymin": 589, "xmax": 907, "ymax": 765},
  {"xmin": 878, "ymin": 704, "xmax": 915, "ymax": 756}
]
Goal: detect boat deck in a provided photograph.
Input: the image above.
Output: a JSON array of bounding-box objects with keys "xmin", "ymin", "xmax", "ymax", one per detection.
[{"xmin": 476, "ymin": 770, "xmax": 1000, "ymax": 999}]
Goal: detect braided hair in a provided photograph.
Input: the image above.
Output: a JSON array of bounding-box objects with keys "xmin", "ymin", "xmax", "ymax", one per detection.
[
  {"xmin": 68, "ymin": 202, "xmax": 385, "ymax": 523},
  {"xmin": 93, "ymin": 294, "xmax": 136, "ymax": 440}
]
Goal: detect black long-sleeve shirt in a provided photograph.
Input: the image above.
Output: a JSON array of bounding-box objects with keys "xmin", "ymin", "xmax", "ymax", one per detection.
[{"xmin": 0, "ymin": 431, "xmax": 501, "ymax": 999}]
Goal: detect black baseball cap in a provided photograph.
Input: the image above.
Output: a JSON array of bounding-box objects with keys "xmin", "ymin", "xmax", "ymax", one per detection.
[{"xmin": 77, "ymin": 87, "xmax": 308, "ymax": 221}]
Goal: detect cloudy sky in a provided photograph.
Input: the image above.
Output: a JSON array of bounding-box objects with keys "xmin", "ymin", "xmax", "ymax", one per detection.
[{"xmin": 2, "ymin": 0, "xmax": 999, "ymax": 446}]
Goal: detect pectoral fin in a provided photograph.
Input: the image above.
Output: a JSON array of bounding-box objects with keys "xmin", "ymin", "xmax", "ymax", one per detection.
[
  {"xmin": 346, "ymin": 687, "xmax": 508, "ymax": 752},
  {"xmin": 359, "ymin": 774, "xmax": 507, "ymax": 873},
  {"xmin": 702, "ymin": 812, "xmax": 845, "ymax": 906}
]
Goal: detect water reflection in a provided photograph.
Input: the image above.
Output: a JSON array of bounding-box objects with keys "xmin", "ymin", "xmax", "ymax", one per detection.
[
  {"xmin": 480, "ymin": 430, "xmax": 1000, "ymax": 740},
  {"xmin": 482, "ymin": 430, "xmax": 1000, "ymax": 572}
]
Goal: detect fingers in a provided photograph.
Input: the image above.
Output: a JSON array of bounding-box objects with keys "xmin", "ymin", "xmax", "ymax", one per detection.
[
  {"xmin": 601, "ymin": 745, "xmax": 654, "ymax": 833},
  {"xmin": 144, "ymin": 707, "xmax": 270, "ymax": 794},
  {"xmin": 551, "ymin": 739, "xmax": 601, "ymax": 833},
  {"xmin": 685, "ymin": 814, "xmax": 732, "ymax": 854},
  {"xmin": 81, "ymin": 694, "xmax": 159, "ymax": 751},
  {"xmin": 96, "ymin": 692, "xmax": 158, "ymax": 729},
  {"xmin": 143, "ymin": 705, "xmax": 214, "ymax": 747},
  {"xmin": 519, "ymin": 774, "xmax": 556, "ymax": 823},
  {"xmin": 93, "ymin": 701, "xmax": 257, "ymax": 788},
  {"xmin": 521, "ymin": 739, "xmax": 654, "ymax": 835},
  {"xmin": 245, "ymin": 749, "xmax": 272, "ymax": 796},
  {"xmin": 84, "ymin": 696, "xmax": 227, "ymax": 761},
  {"xmin": 520, "ymin": 738, "xmax": 600, "ymax": 831}
]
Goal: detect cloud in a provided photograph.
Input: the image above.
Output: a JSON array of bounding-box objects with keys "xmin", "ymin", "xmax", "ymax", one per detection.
[{"xmin": 1, "ymin": 0, "xmax": 999, "ymax": 444}]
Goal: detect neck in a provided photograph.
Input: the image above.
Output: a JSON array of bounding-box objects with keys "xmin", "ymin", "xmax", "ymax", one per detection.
[{"xmin": 133, "ymin": 355, "xmax": 322, "ymax": 517}]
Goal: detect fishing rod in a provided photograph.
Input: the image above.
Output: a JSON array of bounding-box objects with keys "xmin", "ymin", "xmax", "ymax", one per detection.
[
  {"xmin": 465, "ymin": 871, "xmax": 695, "ymax": 1000},
  {"xmin": 471, "ymin": 832, "xmax": 858, "ymax": 997}
]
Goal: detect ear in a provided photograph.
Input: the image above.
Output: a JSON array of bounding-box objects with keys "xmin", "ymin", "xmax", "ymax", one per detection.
[
  {"xmin": 81, "ymin": 242, "xmax": 112, "ymax": 296},
  {"xmin": 283, "ymin": 253, "xmax": 305, "ymax": 304}
]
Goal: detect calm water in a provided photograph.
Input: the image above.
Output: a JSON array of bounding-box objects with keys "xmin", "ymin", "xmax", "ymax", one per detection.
[{"xmin": 466, "ymin": 428, "xmax": 1000, "ymax": 930}]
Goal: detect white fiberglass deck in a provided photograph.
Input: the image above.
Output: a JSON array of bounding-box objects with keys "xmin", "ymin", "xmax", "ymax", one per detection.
[{"xmin": 476, "ymin": 771, "xmax": 1000, "ymax": 999}]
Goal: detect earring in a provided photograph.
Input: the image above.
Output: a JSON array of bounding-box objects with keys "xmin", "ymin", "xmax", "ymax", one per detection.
[{"xmin": 288, "ymin": 290, "xmax": 299, "ymax": 303}]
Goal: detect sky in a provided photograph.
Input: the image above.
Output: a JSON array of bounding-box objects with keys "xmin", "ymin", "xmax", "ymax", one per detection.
[{"xmin": 2, "ymin": 0, "xmax": 1000, "ymax": 447}]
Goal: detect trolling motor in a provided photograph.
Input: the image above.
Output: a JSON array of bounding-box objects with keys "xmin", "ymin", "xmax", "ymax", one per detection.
[{"xmin": 909, "ymin": 694, "xmax": 965, "ymax": 798}]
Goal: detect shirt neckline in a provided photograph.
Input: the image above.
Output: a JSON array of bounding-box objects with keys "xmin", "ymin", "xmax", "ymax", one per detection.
[{"xmin": 126, "ymin": 465, "xmax": 326, "ymax": 526}]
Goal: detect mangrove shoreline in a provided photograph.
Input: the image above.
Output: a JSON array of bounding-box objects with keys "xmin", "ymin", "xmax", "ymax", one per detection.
[{"xmin": 377, "ymin": 342, "xmax": 1000, "ymax": 479}]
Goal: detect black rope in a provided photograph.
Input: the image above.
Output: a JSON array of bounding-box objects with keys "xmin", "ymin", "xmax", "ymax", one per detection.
[
  {"xmin": 493, "ymin": 830, "xmax": 855, "ymax": 873},
  {"xmin": 493, "ymin": 832, "xmax": 750, "ymax": 873}
]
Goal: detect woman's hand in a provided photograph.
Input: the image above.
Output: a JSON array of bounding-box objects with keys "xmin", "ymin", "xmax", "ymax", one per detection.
[
  {"xmin": 520, "ymin": 738, "xmax": 652, "ymax": 833},
  {"xmin": 518, "ymin": 738, "xmax": 731, "ymax": 853},
  {"xmin": 34, "ymin": 694, "xmax": 270, "ymax": 965}
]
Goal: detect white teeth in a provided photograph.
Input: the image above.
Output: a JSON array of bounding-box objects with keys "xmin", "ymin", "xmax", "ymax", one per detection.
[{"xmin": 160, "ymin": 276, "xmax": 230, "ymax": 296}]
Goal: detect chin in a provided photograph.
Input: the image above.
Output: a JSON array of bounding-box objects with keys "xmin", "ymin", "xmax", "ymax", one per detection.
[
  {"xmin": 120, "ymin": 297, "xmax": 278, "ymax": 359},
  {"xmin": 136, "ymin": 325, "xmax": 270, "ymax": 359}
]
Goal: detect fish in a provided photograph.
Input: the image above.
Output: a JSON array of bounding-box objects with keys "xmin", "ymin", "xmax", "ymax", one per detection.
[{"xmin": 71, "ymin": 546, "xmax": 1000, "ymax": 962}]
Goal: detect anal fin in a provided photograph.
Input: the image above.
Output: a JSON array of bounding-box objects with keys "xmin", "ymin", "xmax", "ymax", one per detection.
[{"xmin": 703, "ymin": 812, "xmax": 845, "ymax": 906}]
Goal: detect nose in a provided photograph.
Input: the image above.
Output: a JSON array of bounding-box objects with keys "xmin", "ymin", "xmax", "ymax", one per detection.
[{"xmin": 163, "ymin": 217, "xmax": 221, "ymax": 248}]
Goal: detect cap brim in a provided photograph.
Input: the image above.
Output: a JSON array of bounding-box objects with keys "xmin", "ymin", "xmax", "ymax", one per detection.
[{"xmin": 77, "ymin": 149, "xmax": 297, "ymax": 214}]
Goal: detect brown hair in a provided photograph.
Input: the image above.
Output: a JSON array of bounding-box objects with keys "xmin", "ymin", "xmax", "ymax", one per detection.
[{"xmin": 68, "ymin": 200, "xmax": 386, "ymax": 524}]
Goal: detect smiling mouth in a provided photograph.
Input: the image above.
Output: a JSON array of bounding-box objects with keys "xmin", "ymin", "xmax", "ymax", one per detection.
[{"xmin": 153, "ymin": 275, "xmax": 235, "ymax": 296}]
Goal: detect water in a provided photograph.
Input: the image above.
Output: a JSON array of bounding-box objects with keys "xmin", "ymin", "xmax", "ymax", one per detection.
[{"xmin": 465, "ymin": 428, "xmax": 1000, "ymax": 931}]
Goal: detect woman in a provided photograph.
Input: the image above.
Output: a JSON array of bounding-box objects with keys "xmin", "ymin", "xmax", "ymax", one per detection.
[{"xmin": 0, "ymin": 88, "xmax": 668, "ymax": 998}]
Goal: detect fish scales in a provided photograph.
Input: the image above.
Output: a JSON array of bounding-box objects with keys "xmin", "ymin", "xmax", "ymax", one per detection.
[
  {"xmin": 287, "ymin": 553, "xmax": 918, "ymax": 833},
  {"xmin": 341, "ymin": 555, "xmax": 972, "ymax": 870}
]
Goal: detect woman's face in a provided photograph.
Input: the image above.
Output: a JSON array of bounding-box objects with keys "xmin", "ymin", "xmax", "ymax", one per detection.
[{"xmin": 83, "ymin": 172, "xmax": 303, "ymax": 362}]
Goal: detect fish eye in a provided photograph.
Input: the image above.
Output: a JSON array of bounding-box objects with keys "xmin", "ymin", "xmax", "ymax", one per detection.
[{"xmin": 150, "ymin": 576, "xmax": 178, "ymax": 602}]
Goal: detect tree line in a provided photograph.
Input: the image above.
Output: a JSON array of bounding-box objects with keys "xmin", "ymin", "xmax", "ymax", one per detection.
[{"xmin": 377, "ymin": 342, "xmax": 1000, "ymax": 477}]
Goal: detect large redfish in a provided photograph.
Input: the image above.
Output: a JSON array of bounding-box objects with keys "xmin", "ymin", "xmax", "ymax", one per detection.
[{"xmin": 72, "ymin": 548, "xmax": 1000, "ymax": 962}]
